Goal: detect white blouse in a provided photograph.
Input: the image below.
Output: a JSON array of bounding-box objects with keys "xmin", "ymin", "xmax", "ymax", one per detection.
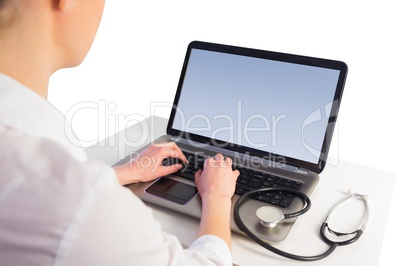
[{"xmin": 0, "ymin": 73, "xmax": 232, "ymax": 266}]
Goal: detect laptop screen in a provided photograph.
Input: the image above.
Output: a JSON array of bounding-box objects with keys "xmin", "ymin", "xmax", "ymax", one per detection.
[{"xmin": 168, "ymin": 41, "xmax": 347, "ymax": 173}]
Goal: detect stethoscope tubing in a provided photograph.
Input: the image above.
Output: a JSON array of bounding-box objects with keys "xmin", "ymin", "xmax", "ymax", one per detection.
[{"xmin": 234, "ymin": 187, "xmax": 367, "ymax": 261}]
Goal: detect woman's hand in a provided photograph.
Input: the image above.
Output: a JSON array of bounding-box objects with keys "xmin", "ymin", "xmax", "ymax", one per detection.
[
  {"xmin": 195, "ymin": 153, "xmax": 239, "ymax": 201},
  {"xmin": 114, "ymin": 142, "xmax": 188, "ymax": 185},
  {"xmin": 194, "ymin": 153, "xmax": 239, "ymax": 249}
]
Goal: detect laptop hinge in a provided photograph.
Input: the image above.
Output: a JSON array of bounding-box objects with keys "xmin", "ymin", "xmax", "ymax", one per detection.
[
  {"xmin": 171, "ymin": 136, "xmax": 181, "ymax": 142},
  {"xmin": 296, "ymin": 167, "xmax": 310, "ymax": 175}
]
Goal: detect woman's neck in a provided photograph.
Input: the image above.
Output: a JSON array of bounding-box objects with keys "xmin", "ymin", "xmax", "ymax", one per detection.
[{"xmin": 0, "ymin": 5, "xmax": 55, "ymax": 99}]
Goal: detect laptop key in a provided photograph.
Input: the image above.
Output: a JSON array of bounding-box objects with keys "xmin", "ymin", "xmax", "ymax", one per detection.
[
  {"xmin": 236, "ymin": 183, "xmax": 253, "ymax": 192},
  {"xmin": 235, "ymin": 188, "xmax": 245, "ymax": 195},
  {"xmin": 279, "ymin": 196, "xmax": 293, "ymax": 208},
  {"xmin": 291, "ymin": 182, "xmax": 303, "ymax": 190},
  {"xmin": 269, "ymin": 198, "xmax": 280, "ymax": 205},
  {"xmin": 248, "ymin": 178, "xmax": 263, "ymax": 188}
]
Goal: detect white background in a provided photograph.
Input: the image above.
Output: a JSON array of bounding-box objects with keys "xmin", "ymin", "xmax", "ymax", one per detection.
[{"xmin": 48, "ymin": 1, "xmax": 401, "ymax": 265}]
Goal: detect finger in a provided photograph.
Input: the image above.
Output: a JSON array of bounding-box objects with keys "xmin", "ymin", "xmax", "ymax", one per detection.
[
  {"xmin": 159, "ymin": 143, "xmax": 189, "ymax": 164},
  {"xmin": 204, "ymin": 156, "xmax": 217, "ymax": 168},
  {"xmin": 194, "ymin": 169, "xmax": 202, "ymax": 187},
  {"xmin": 233, "ymin": 169, "xmax": 240, "ymax": 178},
  {"xmin": 194, "ymin": 169, "xmax": 202, "ymax": 179},
  {"xmin": 215, "ymin": 153, "xmax": 224, "ymax": 160},
  {"xmin": 158, "ymin": 163, "xmax": 183, "ymax": 176},
  {"xmin": 224, "ymin": 157, "xmax": 232, "ymax": 165},
  {"xmin": 161, "ymin": 150, "xmax": 188, "ymax": 165},
  {"xmin": 175, "ymin": 149, "xmax": 189, "ymax": 164},
  {"xmin": 206, "ymin": 156, "xmax": 222, "ymax": 168},
  {"xmin": 203, "ymin": 157, "xmax": 209, "ymax": 168},
  {"xmin": 162, "ymin": 142, "xmax": 183, "ymax": 154},
  {"xmin": 173, "ymin": 147, "xmax": 189, "ymax": 164}
]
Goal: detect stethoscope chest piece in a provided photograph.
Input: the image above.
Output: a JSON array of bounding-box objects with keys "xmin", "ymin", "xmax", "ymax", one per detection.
[{"xmin": 256, "ymin": 206, "xmax": 285, "ymax": 228}]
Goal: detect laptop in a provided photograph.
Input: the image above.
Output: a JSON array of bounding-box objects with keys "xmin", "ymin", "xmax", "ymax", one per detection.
[{"xmin": 119, "ymin": 41, "xmax": 347, "ymax": 242}]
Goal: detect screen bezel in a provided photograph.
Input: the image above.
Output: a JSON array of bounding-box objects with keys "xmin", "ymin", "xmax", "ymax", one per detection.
[{"xmin": 167, "ymin": 41, "xmax": 347, "ymax": 174}]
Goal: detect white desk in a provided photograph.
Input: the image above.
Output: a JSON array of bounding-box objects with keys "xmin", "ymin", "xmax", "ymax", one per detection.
[{"xmin": 86, "ymin": 116, "xmax": 396, "ymax": 266}]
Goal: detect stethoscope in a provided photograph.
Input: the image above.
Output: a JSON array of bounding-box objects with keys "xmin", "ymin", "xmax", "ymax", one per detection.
[{"xmin": 234, "ymin": 188, "xmax": 369, "ymax": 261}]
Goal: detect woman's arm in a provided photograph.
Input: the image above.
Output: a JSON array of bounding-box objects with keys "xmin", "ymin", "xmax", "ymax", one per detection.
[{"xmin": 195, "ymin": 154, "xmax": 239, "ymax": 248}]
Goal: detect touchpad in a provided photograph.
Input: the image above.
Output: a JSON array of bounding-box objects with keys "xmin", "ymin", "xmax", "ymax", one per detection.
[{"xmin": 145, "ymin": 178, "xmax": 198, "ymax": 205}]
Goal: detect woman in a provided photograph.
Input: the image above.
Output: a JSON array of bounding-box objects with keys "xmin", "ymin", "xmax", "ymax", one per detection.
[{"xmin": 0, "ymin": 1, "xmax": 239, "ymax": 265}]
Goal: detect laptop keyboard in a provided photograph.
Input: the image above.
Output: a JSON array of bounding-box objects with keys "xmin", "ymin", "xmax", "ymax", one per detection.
[{"xmin": 163, "ymin": 151, "xmax": 303, "ymax": 208}]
